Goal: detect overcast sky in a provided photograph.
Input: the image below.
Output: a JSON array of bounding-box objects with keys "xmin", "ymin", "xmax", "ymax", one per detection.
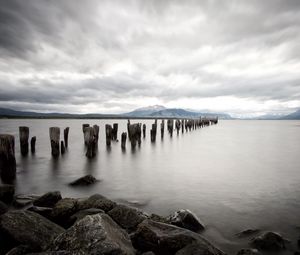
[{"xmin": 0, "ymin": 0, "xmax": 300, "ymax": 117}]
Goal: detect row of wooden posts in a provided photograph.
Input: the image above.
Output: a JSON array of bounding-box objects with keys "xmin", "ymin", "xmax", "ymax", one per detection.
[{"xmin": 0, "ymin": 118, "xmax": 217, "ymax": 184}]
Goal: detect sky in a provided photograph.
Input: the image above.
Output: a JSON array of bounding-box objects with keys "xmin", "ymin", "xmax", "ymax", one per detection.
[{"xmin": 0, "ymin": 0, "xmax": 300, "ymax": 117}]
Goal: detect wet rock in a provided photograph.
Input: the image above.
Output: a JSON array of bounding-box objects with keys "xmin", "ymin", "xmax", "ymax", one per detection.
[
  {"xmin": 0, "ymin": 184, "xmax": 15, "ymax": 204},
  {"xmin": 69, "ymin": 174, "xmax": 98, "ymax": 186},
  {"xmin": 12, "ymin": 194, "xmax": 40, "ymax": 208},
  {"xmin": 108, "ymin": 204, "xmax": 148, "ymax": 232},
  {"xmin": 77, "ymin": 193, "xmax": 116, "ymax": 212},
  {"xmin": 27, "ymin": 252, "xmax": 71, "ymax": 255},
  {"xmin": 0, "ymin": 200, "xmax": 8, "ymax": 215},
  {"xmin": 131, "ymin": 219, "xmax": 225, "ymax": 255},
  {"xmin": 295, "ymin": 252, "xmax": 300, "ymax": 255},
  {"xmin": 68, "ymin": 208, "xmax": 104, "ymax": 225},
  {"xmin": 167, "ymin": 209, "xmax": 205, "ymax": 232},
  {"xmin": 298, "ymin": 237, "xmax": 300, "ymax": 248},
  {"xmin": 6, "ymin": 245, "xmax": 33, "ymax": 255},
  {"xmin": 236, "ymin": 229, "xmax": 260, "ymax": 238},
  {"xmin": 0, "ymin": 210, "xmax": 64, "ymax": 251},
  {"xmin": 142, "ymin": 252, "xmax": 155, "ymax": 255},
  {"xmin": 251, "ymin": 231, "xmax": 285, "ymax": 251},
  {"xmin": 236, "ymin": 248, "xmax": 261, "ymax": 255},
  {"xmin": 51, "ymin": 198, "xmax": 78, "ymax": 227},
  {"xmin": 150, "ymin": 213, "xmax": 169, "ymax": 224},
  {"xmin": 33, "ymin": 191, "xmax": 62, "ymax": 208},
  {"xmin": 51, "ymin": 213, "xmax": 135, "ymax": 254},
  {"xmin": 28, "ymin": 206, "xmax": 53, "ymax": 220}
]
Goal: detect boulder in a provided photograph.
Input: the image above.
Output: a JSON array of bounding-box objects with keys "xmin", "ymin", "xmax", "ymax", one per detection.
[
  {"xmin": 131, "ymin": 219, "xmax": 225, "ymax": 255},
  {"xmin": 251, "ymin": 231, "xmax": 285, "ymax": 251},
  {"xmin": 236, "ymin": 229, "xmax": 260, "ymax": 238},
  {"xmin": 68, "ymin": 208, "xmax": 104, "ymax": 225},
  {"xmin": 51, "ymin": 213, "xmax": 135, "ymax": 254},
  {"xmin": 51, "ymin": 198, "xmax": 78, "ymax": 228},
  {"xmin": 142, "ymin": 252, "xmax": 156, "ymax": 255},
  {"xmin": 0, "ymin": 184, "xmax": 15, "ymax": 204},
  {"xmin": 27, "ymin": 206, "xmax": 53, "ymax": 220},
  {"xmin": 108, "ymin": 204, "xmax": 148, "ymax": 232},
  {"xmin": 0, "ymin": 200, "xmax": 8, "ymax": 215},
  {"xmin": 0, "ymin": 210, "xmax": 64, "ymax": 251},
  {"xmin": 12, "ymin": 194, "xmax": 40, "ymax": 208},
  {"xmin": 6, "ymin": 245, "xmax": 33, "ymax": 255},
  {"xmin": 150, "ymin": 213, "xmax": 169, "ymax": 224},
  {"xmin": 27, "ymin": 252, "xmax": 71, "ymax": 255},
  {"xmin": 69, "ymin": 174, "xmax": 98, "ymax": 186},
  {"xmin": 77, "ymin": 194, "xmax": 116, "ymax": 212},
  {"xmin": 167, "ymin": 209, "xmax": 204, "ymax": 232},
  {"xmin": 236, "ymin": 248, "xmax": 261, "ymax": 255},
  {"xmin": 33, "ymin": 191, "xmax": 62, "ymax": 208}
]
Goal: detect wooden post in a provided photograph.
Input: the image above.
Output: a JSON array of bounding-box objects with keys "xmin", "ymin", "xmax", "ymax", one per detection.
[
  {"xmin": 82, "ymin": 124, "xmax": 90, "ymax": 145},
  {"xmin": 93, "ymin": 125, "xmax": 99, "ymax": 143},
  {"xmin": 0, "ymin": 134, "xmax": 16, "ymax": 183},
  {"xmin": 105, "ymin": 124, "xmax": 113, "ymax": 146},
  {"xmin": 142, "ymin": 124, "xmax": 146, "ymax": 138},
  {"xmin": 61, "ymin": 141, "xmax": 65, "ymax": 154},
  {"xmin": 112, "ymin": 123, "xmax": 118, "ymax": 141},
  {"xmin": 150, "ymin": 124, "xmax": 156, "ymax": 142},
  {"xmin": 121, "ymin": 132, "xmax": 127, "ymax": 149},
  {"xmin": 19, "ymin": 126, "xmax": 29, "ymax": 156},
  {"xmin": 85, "ymin": 127, "xmax": 96, "ymax": 158},
  {"xmin": 161, "ymin": 120, "xmax": 164, "ymax": 138},
  {"xmin": 181, "ymin": 119, "xmax": 184, "ymax": 133},
  {"xmin": 175, "ymin": 120, "xmax": 180, "ymax": 134},
  {"xmin": 30, "ymin": 136, "xmax": 36, "ymax": 153},
  {"xmin": 127, "ymin": 120, "xmax": 131, "ymax": 141},
  {"xmin": 128, "ymin": 123, "xmax": 140, "ymax": 148},
  {"xmin": 49, "ymin": 127, "xmax": 60, "ymax": 158},
  {"xmin": 64, "ymin": 127, "xmax": 69, "ymax": 148},
  {"xmin": 167, "ymin": 119, "xmax": 174, "ymax": 137}
]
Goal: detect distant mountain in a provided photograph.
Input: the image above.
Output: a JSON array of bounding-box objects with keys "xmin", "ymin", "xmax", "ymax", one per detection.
[
  {"xmin": 124, "ymin": 105, "xmax": 166, "ymax": 117},
  {"xmin": 150, "ymin": 108, "xmax": 199, "ymax": 118},
  {"xmin": 280, "ymin": 109, "xmax": 300, "ymax": 120}
]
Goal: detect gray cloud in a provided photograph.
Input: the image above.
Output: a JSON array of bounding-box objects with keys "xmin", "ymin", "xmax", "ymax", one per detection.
[{"xmin": 0, "ymin": 0, "xmax": 300, "ymax": 115}]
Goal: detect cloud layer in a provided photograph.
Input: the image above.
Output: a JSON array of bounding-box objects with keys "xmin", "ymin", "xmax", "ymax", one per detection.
[{"xmin": 0, "ymin": 0, "xmax": 300, "ymax": 116}]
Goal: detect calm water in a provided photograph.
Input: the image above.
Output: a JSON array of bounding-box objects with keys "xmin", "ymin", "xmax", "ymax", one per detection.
[{"xmin": 1, "ymin": 119, "xmax": 300, "ymax": 254}]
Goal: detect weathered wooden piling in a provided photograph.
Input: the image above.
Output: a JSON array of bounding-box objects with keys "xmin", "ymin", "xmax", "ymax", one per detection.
[
  {"xmin": 82, "ymin": 124, "xmax": 89, "ymax": 132},
  {"xmin": 128, "ymin": 123, "xmax": 141, "ymax": 148},
  {"xmin": 142, "ymin": 124, "xmax": 146, "ymax": 138},
  {"xmin": 30, "ymin": 136, "xmax": 36, "ymax": 153},
  {"xmin": 61, "ymin": 141, "xmax": 65, "ymax": 154},
  {"xmin": 127, "ymin": 120, "xmax": 131, "ymax": 140},
  {"xmin": 112, "ymin": 123, "xmax": 118, "ymax": 141},
  {"xmin": 85, "ymin": 127, "xmax": 96, "ymax": 158},
  {"xmin": 150, "ymin": 124, "xmax": 156, "ymax": 142},
  {"xmin": 64, "ymin": 127, "xmax": 69, "ymax": 148},
  {"xmin": 175, "ymin": 120, "xmax": 181, "ymax": 134},
  {"xmin": 161, "ymin": 120, "xmax": 165, "ymax": 138},
  {"xmin": 0, "ymin": 134, "xmax": 16, "ymax": 183},
  {"xmin": 105, "ymin": 124, "xmax": 113, "ymax": 146},
  {"xmin": 49, "ymin": 127, "xmax": 60, "ymax": 158},
  {"xmin": 19, "ymin": 126, "xmax": 29, "ymax": 156},
  {"xmin": 121, "ymin": 132, "xmax": 127, "ymax": 149},
  {"xmin": 93, "ymin": 125, "xmax": 99, "ymax": 143},
  {"xmin": 82, "ymin": 124, "xmax": 90, "ymax": 145},
  {"xmin": 167, "ymin": 119, "xmax": 174, "ymax": 137}
]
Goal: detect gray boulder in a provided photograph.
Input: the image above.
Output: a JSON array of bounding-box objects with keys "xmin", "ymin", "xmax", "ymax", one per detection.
[
  {"xmin": 13, "ymin": 194, "xmax": 40, "ymax": 208},
  {"xmin": 28, "ymin": 206, "xmax": 53, "ymax": 220},
  {"xmin": 167, "ymin": 209, "xmax": 204, "ymax": 232},
  {"xmin": 51, "ymin": 198, "xmax": 78, "ymax": 227},
  {"xmin": 236, "ymin": 229, "xmax": 260, "ymax": 238},
  {"xmin": 108, "ymin": 204, "xmax": 148, "ymax": 232},
  {"xmin": 5, "ymin": 245, "xmax": 33, "ymax": 255},
  {"xmin": 0, "ymin": 184, "xmax": 15, "ymax": 204},
  {"xmin": 68, "ymin": 208, "xmax": 104, "ymax": 225},
  {"xmin": 51, "ymin": 213, "xmax": 135, "ymax": 254},
  {"xmin": 236, "ymin": 248, "xmax": 261, "ymax": 255},
  {"xmin": 251, "ymin": 231, "xmax": 285, "ymax": 251},
  {"xmin": 69, "ymin": 174, "xmax": 98, "ymax": 186},
  {"xmin": 77, "ymin": 194, "xmax": 116, "ymax": 212},
  {"xmin": 131, "ymin": 219, "xmax": 225, "ymax": 255},
  {"xmin": 0, "ymin": 210, "xmax": 64, "ymax": 251},
  {"xmin": 33, "ymin": 191, "xmax": 62, "ymax": 208}
]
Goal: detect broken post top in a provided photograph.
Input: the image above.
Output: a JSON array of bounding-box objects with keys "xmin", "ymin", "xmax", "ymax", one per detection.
[
  {"xmin": 0, "ymin": 134, "xmax": 15, "ymax": 157},
  {"xmin": 49, "ymin": 127, "xmax": 60, "ymax": 141}
]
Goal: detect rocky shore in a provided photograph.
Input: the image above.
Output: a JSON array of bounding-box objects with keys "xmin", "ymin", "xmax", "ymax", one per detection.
[{"xmin": 0, "ymin": 183, "xmax": 299, "ymax": 255}]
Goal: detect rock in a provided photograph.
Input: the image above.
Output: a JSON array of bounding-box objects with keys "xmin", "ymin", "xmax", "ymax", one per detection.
[
  {"xmin": 150, "ymin": 213, "xmax": 169, "ymax": 224},
  {"xmin": 0, "ymin": 200, "xmax": 8, "ymax": 215},
  {"xmin": 298, "ymin": 237, "xmax": 300, "ymax": 247},
  {"xmin": 0, "ymin": 184, "xmax": 15, "ymax": 204},
  {"xmin": 33, "ymin": 191, "xmax": 62, "ymax": 208},
  {"xmin": 251, "ymin": 231, "xmax": 285, "ymax": 251},
  {"xmin": 108, "ymin": 204, "xmax": 148, "ymax": 232},
  {"xmin": 295, "ymin": 252, "xmax": 300, "ymax": 255},
  {"xmin": 167, "ymin": 209, "xmax": 205, "ymax": 232},
  {"xmin": 68, "ymin": 208, "xmax": 104, "ymax": 225},
  {"xmin": 142, "ymin": 252, "xmax": 156, "ymax": 255},
  {"xmin": 236, "ymin": 229, "xmax": 260, "ymax": 238},
  {"xmin": 12, "ymin": 194, "xmax": 40, "ymax": 208},
  {"xmin": 51, "ymin": 213, "xmax": 135, "ymax": 254},
  {"xmin": 77, "ymin": 193, "xmax": 116, "ymax": 212},
  {"xmin": 27, "ymin": 252, "xmax": 71, "ymax": 255},
  {"xmin": 51, "ymin": 198, "xmax": 78, "ymax": 228},
  {"xmin": 0, "ymin": 210, "xmax": 64, "ymax": 251},
  {"xmin": 236, "ymin": 248, "xmax": 261, "ymax": 255},
  {"xmin": 69, "ymin": 174, "xmax": 98, "ymax": 186},
  {"xmin": 5, "ymin": 245, "xmax": 33, "ymax": 255},
  {"xmin": 28, "ymin": 206, "xmax": 53, "ymax": 220},
  {"xmin": 131, "ymin": 219, "xmax": 225, "ymax": 255}
]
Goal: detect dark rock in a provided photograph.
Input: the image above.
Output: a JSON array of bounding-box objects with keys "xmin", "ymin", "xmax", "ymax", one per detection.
[
  {"xmin": 298, "ymin": 237, "xmax": 300, "ymax": 247},
  {"xmin": 6, "ymin": 245, "xmax": 33, "ymax": 255},
  {"xmin": 0, "ymin": 184, "xmax": 15, "ymax": 204},
  {"xmin": 236, "ymin": 248, "xmax": 261, "ymax": 255},
  {"xmin": 150, "ymin": 213, "xmax": 169, "ymax": 224},
  {"xmin": 142, "ymin": 252, "xmax": 156, "ymax": 255},
  {"xmin": 131, "ymin": 219, "xmax": 225, "ymax": 255},
  {"xmin": 51, "ymin": 213, "xmax": 135, "ymax": 254},
  {"xmin": 0, "ymin": 200, "xmax": 8, "ymax": 214},
  {"xmin": 251, "ymin": 231, "xmax": 285, "ymax": 251},
  {"xmin": 69, "ymin": 174, "xmax": 98, "ymax": 186},
  {"xmin": 0, "ymin": 210, "xmax": 64, "ymax": 251},
  {"xmin": 68, "ymin": 208, "xmax": 104, "ymax": 225},
  {"xmin": 33, "ymin": 191, "xmax": 62, "ymax": 208},
  {"xmin": 236, "ymin": 229, "xmax": 261, "ymax": 238},
  {"xmin": 108, "ymin": 204, "xmax": 148, "ymax": 232},
  {"xmin": 77, "ymin": 194, "xmax": 116, "ymax": 212},
  {"xmin": 12, "ymin": 194, "xmax": 40, "ymax": 208},
  {"xmin": 28, "ymin": 206, "xmax": 53, "ymax": 220},
  {"xmin": 167, "ymin": 209, "xmax": 205, "ymax": 232},
  {"xmin": 27, "ymin": 252, "xmax": 71, "ymax": 255},
  {"xmin": 51, "ymin": 198, "xmax": 78, "ymax": 228},
  {"xmin": 295, "ymin": 252, "xmax": 300, "ymax": 255}
]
